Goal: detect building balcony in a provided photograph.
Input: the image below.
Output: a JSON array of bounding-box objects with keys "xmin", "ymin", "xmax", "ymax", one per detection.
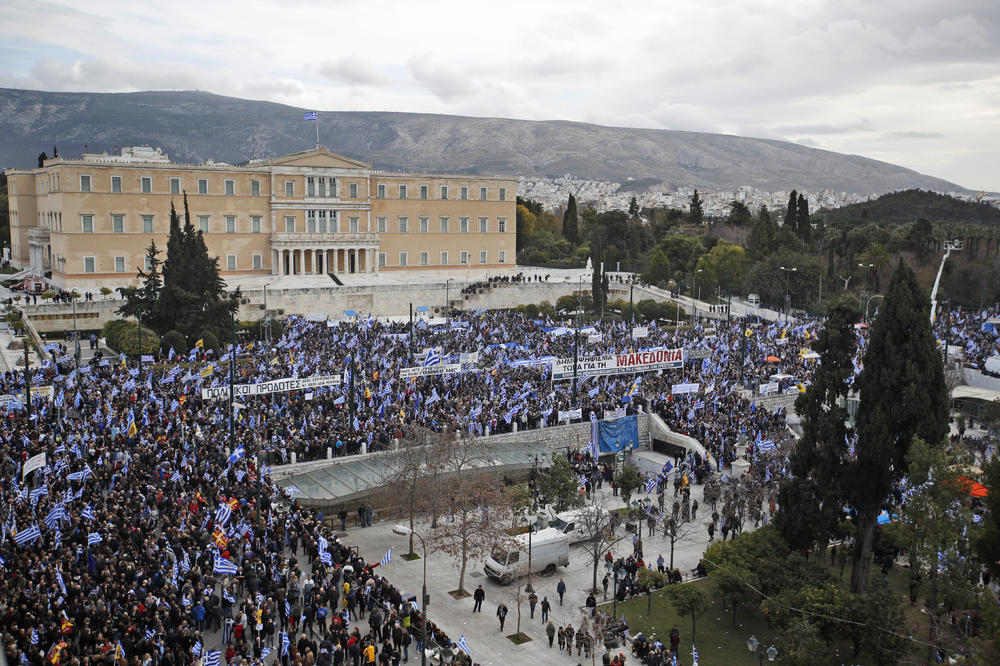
[{"xmin": 269, "ymin": 232, "xmax": 378, "ymax": 244}]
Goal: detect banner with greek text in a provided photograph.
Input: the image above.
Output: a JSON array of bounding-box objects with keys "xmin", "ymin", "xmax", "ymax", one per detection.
[
  {"xmin": 201, "ymin": 374, "xmax": 341, "ymax": 400},
  {"xmin": 399, "ymin": 363, "xmax": 464, "ymax": 379},
  {"xmin": 671, "ymin": 383, "xmax": 700, "ymax": 395},
  {"xmin": 552, "ymin": 349, "xmax": 684, "ymax": 381}
]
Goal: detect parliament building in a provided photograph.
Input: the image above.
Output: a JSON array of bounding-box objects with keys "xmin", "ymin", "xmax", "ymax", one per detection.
[{"xmin": 4, "ymin": 146, "xmax": 517, "ymax": 290}]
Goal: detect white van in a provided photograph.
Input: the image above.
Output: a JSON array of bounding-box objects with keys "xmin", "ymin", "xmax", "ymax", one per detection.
[
  {"xmin": 484, "ymin": 528, "xmax": 569, "ymax": 584},
  {"xmin": 546, "ymin": 506, "xmax": 610, "ymax": 544}
]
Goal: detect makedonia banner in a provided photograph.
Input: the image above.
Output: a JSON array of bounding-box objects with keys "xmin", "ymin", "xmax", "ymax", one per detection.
[
  {"xmin": 201, "ymin": 374, "xmax": 342, "ymax": 400},
  {"xmin": 399, "ymin": 363, "xmax": 464, "ymax": 379},
  {"xmin": 552, "ymin": 348, "xmax": 684, "ymax": 380}
]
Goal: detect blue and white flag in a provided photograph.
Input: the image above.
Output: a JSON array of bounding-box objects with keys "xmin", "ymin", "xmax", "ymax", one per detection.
[
  {"xmin": 457, "ymin": 635, "xmax": 471, "ymax": 657},
  {"xmin": 214, "ymin": 555, "xmax": 239, "ymax": 576},
  {"xmin": 422, "ymin": 348, "xmax": 441, "ymax": 367},
  {"xmin": 281, "ymin": 632, "xmax": 290, "ymax": 656},
  {"xmin": 303, "ymin": 111, "xmax": 317, "ymax": 121},
  {"xmin": 588, "ymin": 386, "xmax": 599, "ymax": 398},
  {"xmin": 215, "ymin": 503, "xmax": 233, "ymax": 527},
  {"xmin": 379, "ymin": 547, "xmax": 392, "ymax": 567},
  {"xmin": 227, "ymin": 446, "xmax": 245, "ymax": 465},
  {"xmin": 645, "ymin": 476, "xmax": 658, "ymax": 494},
  {"xmin": 88, "ymin": 532, "xmax": 103, "ymax": 545},
  {"xmin": 191, "ymin": 641, "xmax": 202, "ymax": 657},
  {"xmin": 692, "ymin": 644, "xmax": 699, "ymax": 665},
  {"xmin": 14, "ymin": 524, "xmax": 41, "ymax": 547},
  {"xmin": 202, "ymin": 651, "xmax": 220, "ymax": 666}
]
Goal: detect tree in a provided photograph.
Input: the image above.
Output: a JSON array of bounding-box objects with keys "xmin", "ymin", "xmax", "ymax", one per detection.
[
  {"xmin": 784, "ymin": 190, "xmax": 798, "ymax": 229},
  {"xmin": 562, "ymin": 194, "xmax": 579, "ymax": 245},
  {"xmin": 644, "ymin": 249, "xmax": 671, "ymax": 286},
  {"xmin": 37, "ymin": 152, "xmax": 48, "ymax": 168},
  {"xmin": 613, "ymin": 465, "xmax": 643, "ymax": 507},
  {"xmin": 688, "ymin": 190, "xmax": 704, "ymax": 226},
  {"xmin": 428, "ymin": 435, "xmax": 510, "ymax": 595},
  {"xmin": 859, "ymin": 242, "xmax": 892, "ymax": 292},
  {"xmin": 851, "ymin": 260, "xmax": 948, "ymax": 593},
  {"xmin": 575, "ymin": 495, "xmax": 626, "ymax": 595},
  {"xmin": 976, "ymin": 456, "xmax": 1000, "ymax": 581},
  {"xmin": 118, "ymin": 240, "xmax": 162, "ymax": 325},
  {"xmin": 796, "ymin": 193, "xmax": 811, "ymax": 244},
  {"xmin": 663, "ymin": 514, "xmax": 699, "ymax": 570},
  {"xmin": 628, "ymin": 196, "xmax": 640, "ymax": 220},
  {"xmin": 695, "ymin": 240, "xmax": 746, "ymax": 297},
  {"xmin": 538, "ymin": 452, "xmax": 584, "ymax": 513},
  {"xmin": 775, "ymin": 295, "xmax": 860, "ymax": 553},
  {"xmin": 727, "ymin": 200, "xmax": 752, "ymax": 227},
  {"xmin": 378, "ymin": 427, "xmax": 444, "ymax": 558},
  {"xmin": 669, "ymin": 584, "xmax": 709, "ymax": 642}
]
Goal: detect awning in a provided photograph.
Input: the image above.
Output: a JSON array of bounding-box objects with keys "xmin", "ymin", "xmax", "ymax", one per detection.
[{"xmin": 951, "ymin": 385, "xmax": 1000, "ymax": 403}]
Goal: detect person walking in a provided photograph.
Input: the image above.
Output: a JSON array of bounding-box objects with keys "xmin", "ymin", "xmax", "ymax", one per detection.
[
  {"xmin": 546, "ymin": 620, "xmax": 556, "ymax": 648},
  {"xmin": 528, "ymin": 590, "xmax": 538, "ymax": 619},
  {"xmin": 556, "ymin": 579, "xmax": 566, "ymax": 606},
  {"xmin": 496, "ymin": 602, "xmax": 508, "ymax": 631},
  {"xmin": 472, "ymin": 585, "xmax": 485, "ymax": 613},
  {"xmin": 602, "ymin": 574, "xmax": 610, "ymax": 600},
  {"xmin": 540, "ymin": 596, "xmax": 551, "ymax": 622}
]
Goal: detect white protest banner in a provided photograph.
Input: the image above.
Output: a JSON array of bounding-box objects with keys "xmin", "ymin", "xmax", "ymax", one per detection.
[
  {"xmin": 671, "ymin": 383, "xmax": 700, "ymax": 395},
  {"xmin": 784, "ymin": 385, "xmax": 801, "ymax": 395},
  {"xmin": 774, "ymin": 337, "xmax": 788, "ymax": 345},
  {"xmin": 3, "ymin": 386, "xmax": 55, "ymax": 405},
  {"xmin": 201, "ymin": 374, "xmax": 341, "ymax": 400},
  {"xmin": 587, "ymin": 333, "xmax": 603, "ymax": 344},
  {"xmin": 558, "ymin": 408, "xmax": 583, "ymax": 422},
  {"xmin": 552, "ymin": 348, "xmax": 684, "ymax": 380},
  {"xmin": 632, "ymin": 326, "xmax": 649, "ymax": 339},
  {"xmin": 22, "ymin": 452, "xmax": 46, "ymax": 479},
  {"xmin": 759, "ymin": 382, "xmax": 779, "ymax": 395},
  {"xmin": 460, "ymin": 351, "xmax": 480, "ymax": 364},
  {"xmin": 399, "ymin": 363, "xmax": 464, "ymax": 379}
]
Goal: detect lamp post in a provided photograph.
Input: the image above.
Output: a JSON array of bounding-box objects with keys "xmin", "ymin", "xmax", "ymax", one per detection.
[
  {"xmin": 628, "ymin": 282, "xmax": 634, "ymax": 323},
  {"xmin": 859, "ymin": 262, "xmax": 874, "ymax": 316},
  {"xmin": 779, "ymin": 266, "xmax": 796, "ymax": 318},
  {"xmin": 865, "ymin": 294, "xmax": 884, "ymax": 325},
  {"xmin": 747, "ymin": 636, "xmax": 777, "ymax": 665},
  {"xmin": 693, "ymin": 268, "xmax": 703, "ymax": 322},
  {"xmin": 393, "ymin": 525, "xmax": 428, "ymax": 666},
  {"xmin": 445, "ymin": 278, "xmax": 452, "ymax": 321},
  {"xmin": 229, "ymin": 293, "xmax": 248, "ymax": 456},
  {"xmin": 262, "ymin": 281, "xmax": 272, "ymax": 343}
]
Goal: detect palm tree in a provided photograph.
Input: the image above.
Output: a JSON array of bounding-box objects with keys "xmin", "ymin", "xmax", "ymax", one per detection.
[{"xmin": 859, "ymin": 242, "xmax": 892, "ymax": 292}]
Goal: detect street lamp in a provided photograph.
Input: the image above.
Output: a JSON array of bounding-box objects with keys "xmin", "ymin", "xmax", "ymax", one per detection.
[
  {"xmin": 779, "ymin": 266, "xmax": 796, "ymax": 318},
  {"xmin": 261, "ymin": 281, "xmax": 272, "ymax": 343},
  {"xmin": 859, "ymin": 263, "xmax": 874, "ymax": 315},
  {"xmin": 747, "ymin": 636, "xmax": 777, "ymax": 665},
  {"xmin": 393, "ymin": 525, "xmax": 429, "ymax": 666},
  {"xmin": 693, "ymin": 268, "xmax": 703, "ymax": 322},
  {"xmin": 445, "ymin": 278, "xmax": 452, "ymax": 320},
  {"xmin": 229, "ymin": 293, "xmax": 249, "ymax": 455},
  {"xmin": 865, "ymin": 294, "xmax": 884, "ymax": 325}
]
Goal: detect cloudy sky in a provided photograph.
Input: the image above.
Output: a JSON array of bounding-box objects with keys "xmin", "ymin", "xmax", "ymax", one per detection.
[{"xmin": 1, "ymin": 0, "xmax": 997, "ymax": 190}]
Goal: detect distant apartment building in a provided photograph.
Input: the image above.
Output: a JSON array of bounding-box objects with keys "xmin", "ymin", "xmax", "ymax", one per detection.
[{"xmin": 4, "ymin": 146, "xmax": 517, "ymax": 290}]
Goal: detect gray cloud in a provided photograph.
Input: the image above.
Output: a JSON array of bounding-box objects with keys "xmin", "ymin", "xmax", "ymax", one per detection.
[
  {"xmin": 407, "ymin": 54, "xmax": 475, "ymax": 101},
  {"xmin": 319, "ymin": 57, "xmax": 390, "ymax": 87}
]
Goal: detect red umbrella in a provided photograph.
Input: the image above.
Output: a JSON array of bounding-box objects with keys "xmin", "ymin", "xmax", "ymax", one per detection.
[{"xmin": 764, "ymin": 356, "xmax": 781, "ymax": 363}]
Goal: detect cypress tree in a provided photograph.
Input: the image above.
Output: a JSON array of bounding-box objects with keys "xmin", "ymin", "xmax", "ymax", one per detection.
[
  {"xmin": 689, "ymin": 190, "xmax": 704, "ymax": 226},
  {"xmin": 850, "ymin": 260, "xmax": 948, "ymax": 593},
  {"xmin": 797, "ymin": 193, "xmax": 811, "ymax": 243},
  {"xmin": 563, "ymin": 194, "xmax": 579, "ymax": 245},
  {"xmin": 784, "ymin": 190, "xmax": 797, "ymax": 229}
]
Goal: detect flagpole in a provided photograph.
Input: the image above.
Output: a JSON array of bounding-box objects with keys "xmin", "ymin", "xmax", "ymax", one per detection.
[{"xmin": 315, "ymin": 116, "xmax": 320, "ymax": 148}]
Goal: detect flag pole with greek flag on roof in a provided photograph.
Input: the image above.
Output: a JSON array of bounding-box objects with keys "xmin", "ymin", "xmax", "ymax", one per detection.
[{"xmin": 304, "ymin": 111, "xmax": 319, "ymax": 147}]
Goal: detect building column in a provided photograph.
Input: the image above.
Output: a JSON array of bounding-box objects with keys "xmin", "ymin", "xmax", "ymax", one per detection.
[
  {"xmin": 271, "ymin": 249, "xmax": 279, "ymax": 276},
  {"xmin": 292, "ymin": 249, "xmax": 299, "ymax": 275},
  {"xmin": 370, "ymin": 248, "xmax": 376, "ymax": 274}
]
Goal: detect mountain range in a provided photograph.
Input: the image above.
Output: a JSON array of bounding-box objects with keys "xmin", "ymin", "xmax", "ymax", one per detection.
[{"xmin": 0, "ymin": 88, "xmax": 965, "ymax": 195}]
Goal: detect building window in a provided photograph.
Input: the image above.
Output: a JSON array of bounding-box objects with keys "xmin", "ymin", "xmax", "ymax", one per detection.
[
  {"xmin": 480, "ymin": 250, "xmax": 487, "ymax": 264},
  {"xmin": 142, "ymin": 215, "xmax": 154, "ymax": 234},
  {"xmin": 440, "ymin": 251, "xmax": 449, "ymax": 265},
  {"xmin": 114, "ymin": 256, "xmax": 126, "ymax": 273},
  {"xmin": 198, "ymin": 215, "xmax": 210, "ymax": 233},
  {"xmin": 480, "ymin": 186, "xmax": 487, "ymax": 200},
  {"xmin": 460, "ymin": 251, "xmax": 469, "ymax": 265},
  {"xmin": 285, "ymin": 180, "xmax": 294, "ymax": 196},
  {"xmin": 250, "ymin": 179, "xmax": 260, "ymax": 196},
  {"xmin": 398, "ymin": 217, "xmax": 408, "ymax": 233},
  {"xmin": 349, "ymin": 216, "xmax": 359, "ymax": 233},
  {"xmin": 81, "ymin": 215, "xmax": 94, "ymax": 233},
  {"xmin": 307, "ymin": 210, "xmax": 316, "ymax": 233},
  {"xmin": 377, "ymin": 184, "xmax": 385, "ymax": 199},
  {"xmin": 419, "ymin": 217, "xmax": 429, "ymax": 233},
  {"xmin": 377, "ymin": 216, "xmax": 387, "ymax": 233},
  {"xmin": 420, "ymin": 251, "xmax": 428, "ymax": 266},
  {"xmin": 316, "ymin": 210, "xmax": 326, "ymax": 233},
  {"xmin": 226, "ymin": 216, "xmax": 236, "ymax": 233},
  {"xmin": 498, "ymin": 217, "xmax": 507, "ymax": 233},
  {"xmin": 285, "ymin": 216, "xmax": 296, "ymax": 233},
  {"xmin": 378, "ymin": 252, "xmax": 386, "ymax": 267},
  {"xmin": 440, "ymin": 186, "xmax": 448, "ymax": 200},
  {"xmin": 349, "ymin": 182, "xmax": 358, "ymax": 198},
  {"xmin": 111, "ymin": 176, "xmax": 122, "ymax": 193},
  {"xmin": 479, "ymin": 217, "xmax": 488, "ymax": 233},
  {"xmin": 252, "ymin": 254, "xmax": 262, "ymax": 270},
  {"xmin": 440, "ymin": 217, "xmax": 449, "ymax": 233},
  {"xmin": 170, "ymin": 177, "xmax": 180, "ymax": 194},
  {"xmin": 461, "ymin": 186, "xmax": 468, "ymax": 200},
  {"xmin": 80, "ymin": 175, "xmax": 91, "ymax": 192},
  {"xmin": 141, "ymin": 177, "xmax": 152, "ymax": 194},
  {"xmin": 251, "ymin": 216, "xmax": 262, "ymax": 233},
  {"xmin": 307, "ymin": 177, "xmax": 315, "ymax": 197},
  {"xmin": 399, "ymin": 184, "xmax": 407, "ymax": 199},
  {"xmin": 112, "ymin": 215, "xmax": 125, "ymax": 234},
  {"xmin": 499, "ymin": 187, "xmax": 507, "ymax": 201},
  {"xmin": 460, "ymin": 217, "xmax": 469, "ymax": 233},
  {"xmin": 318, "ymin": 177, "xmax": 326, "ymax": 197},
  {"xmin": 399, "ymin": 252, "xmax": 408, "ymax": 266},
  {"xmin": 198, "ymin": 179, "xmax": 208, "ymax": 195},
  {"xmin": 420, "ymin": 185, "xmax": 428, "ymax": 200},
  {"xmin": 225, "ymin": 179, "xmax": 234, "ymax": 196},
  {"xmin": 329, "ymin": 178, "xmax": 337, "ymax": 197},
  {"xmin": 226, "ymin": 254, "xmax": 237, "ymax": 270},
  {"xmin": 499, "ymin": 250, "xmax": 506, "ymax": 263},
  {"xmin": 84, "ymin": 257, "xmax": 95, "ymax": 273}
]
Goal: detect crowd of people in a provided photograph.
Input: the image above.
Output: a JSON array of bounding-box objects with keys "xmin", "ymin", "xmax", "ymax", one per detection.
[{"xmin": 0, "ymin": 297, "xmax": 843, "ymax": 666}]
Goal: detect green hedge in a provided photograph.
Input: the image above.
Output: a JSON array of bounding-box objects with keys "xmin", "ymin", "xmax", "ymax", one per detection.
[{"xmin": 118, "ymin": 328, "xmax": 160, "ymax": 356}]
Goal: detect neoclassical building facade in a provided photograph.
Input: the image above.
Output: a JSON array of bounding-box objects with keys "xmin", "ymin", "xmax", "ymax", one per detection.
[{"xmin": 4, "ymin": 146, "xmax": 517, "ymax": 290}]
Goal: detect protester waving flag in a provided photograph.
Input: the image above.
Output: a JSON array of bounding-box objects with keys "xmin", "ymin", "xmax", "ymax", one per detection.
[
  {"xmin": 379, "ymin": 547, "xmax": 393, "ymax": 567},
  {"xmin": 214, "ymin": 555, "xmax": 239, "ymax": 576},
  {"xmin": 215, "ymin": 502, "xmax": 233, "ymax": 527},
  {"xmin": 457, "ymin": 635, "xmax": 471, "ymax": 657},
  {"xmin": 14, "ymin": 524, "xmax": 41, "ymax": 547},
  {"xmin": 87, "ymin": 532, "xmax": 103, "ymax": 546}
]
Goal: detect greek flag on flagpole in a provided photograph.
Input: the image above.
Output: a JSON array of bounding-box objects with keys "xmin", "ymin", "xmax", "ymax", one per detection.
[
  {"xmin": 88, "ymin": 532, "xmax": 103, "ymax": 545},
  {"xmin": 281, "ymin": 632, "xmax": 290, "ymax": 656},
  {"xmin": 457, "ymin": 635, "xmax": 471, "ymax": 657},
  {"xmin": 422, "ymin": 348, "xmax": 442, "ymax": 367},
  {"xmin": 304, "ymin": 112, "xmax": 317, "ymax": 120},
  {"xmin": 692, "ymin": 644, "xmax": 699, "ymax": 665},
  {"xmin": 214, "ymin": 555, "xmax": 239, "ymax": 575},
  {"xmin": 261, "ymin": 647, "xmax": 272, "ymax": 660},
  {"xmin": 227, "ymin": 446, "xmax": 245, "ymax": 465},
  {"xmin": 81, "ymin": 505, "xmax": 96, "ymax": 521},
  {"xmin": 215, "ymin": 503, "xmax": 233, "ymax": 527},
  {"xmin": 645, "ymin": 476, "xmax": 658, "ymax": 494},
  {"xmin": 380, "ymin": 547, "xmax": 393, "ymax": 566},
  {"xmin": 202, "ymin": 651, "xmax": 221, "ymax": 666}
]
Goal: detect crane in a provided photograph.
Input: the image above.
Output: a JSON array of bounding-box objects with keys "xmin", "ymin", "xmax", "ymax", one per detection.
[{"xmin": 929, "ymin": 239, "xmax": 962, "ymax": 324}]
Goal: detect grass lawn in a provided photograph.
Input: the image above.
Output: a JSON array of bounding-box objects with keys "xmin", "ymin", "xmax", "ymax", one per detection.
[{"xmin": 601, "ymin": 551, "xmax": 926, "ymax": 665}]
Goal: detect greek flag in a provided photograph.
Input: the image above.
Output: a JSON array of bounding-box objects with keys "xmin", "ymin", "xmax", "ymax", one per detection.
[
  {"xmin": 214, "ymin": 555, "xmax": 239, "ymax": 576},
  {"xmin": 215, "ymin": 503, "xmax": 233, "ymax": 527},
  {"xmin": 56, "ymin": 571, "xmax": 66, "ymax": 595},
  {"xmin": 304, "ymin": 111, "xmax": 317, "ymax": 120},
  {"xmin": 281, "ymin": 632, "xmax": 290, "ymax": 656},
  {"xmin": 426, "ymin": 388, "xmax": 440, "ymax": 406},
  {"xmin": 227, "ymin": 446, "xmax": 245, "ymax": 465},
  {"xmin": 261, "ymin": 647, "xmax": 272, "ymax": 660},
  {"xmin": 145, "ymin": 628, "xmax": 155, "ymax": 641},
  {"xmin": 202, "ymin": 651, "xmax": 220, "ymax": 666},
  {"xmin": 380, "ymin": 547, "xmax": 393, "ymax": 566},
  {"xmin": 692, "ymin": 644, "xmax": 699, "ymax": 665},
  {"xmin": 588, "ymin": 386, "xmax": 599, "ymax": 398},
  {"xmin": 30, "ymin": 629, "xmax": 39, "ymax": 645},
  {"xmin": 29, "ymin": 487, "xmax": 47, "ymax": 505},
  {"xmin": 44, "ymin": 505, "xmax": 66, "ymax": 528},
  {"xmin": 191, "ymin": 641, "xmax": 202, "ymax": 657},
  {"xmin": 422, "ymin": 348, "xmax": 441, "ymax": 367},
  {"xmin": 457, "ymin": 635, "xmax": 471, "ymax": 657},
  {"xmin": 88, "ymin": 532, "xmax": 103, "ymax": 545},
  {"xmin": 319, "ymin": 549, "xmax": 332, "ymax": 565},
  {"xmin": 14, "ymin": 524, "xmax": 41, "ymax": 547},
  {"xmin": 645, "ymin": 477, "xmax": 658, "ymax": 494}
]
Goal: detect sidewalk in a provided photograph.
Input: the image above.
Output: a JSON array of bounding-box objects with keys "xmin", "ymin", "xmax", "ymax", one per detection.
[{"xmin": 335, "ymin": 481, "xmax": 719, "ymax": 664}]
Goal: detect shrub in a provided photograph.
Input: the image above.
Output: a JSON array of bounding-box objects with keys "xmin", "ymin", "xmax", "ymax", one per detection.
[
  {"xmin": 524, "ymin": 303, "xmax": 540, "ymax": 318},
  {"xmin": 556, "ymin": 294, "xmax": 580, "ymax": 312},
  {"xmin": 160, "ymin": 329, "xmax": 187, "ymax": 355},
  {"xmin": 103, "ymin": 320, "xmax": 134, "ymax": 350},
  {"xmin": 637, "ymin": 299, "xmax": 662, "ymax": 322},
  {"xmin": 198, "ymin": 330, "xmax": 220, "ymax": 352},
  {"xmin": 118, "ymin": 327, "xmax": 160, "ymax": 356}
]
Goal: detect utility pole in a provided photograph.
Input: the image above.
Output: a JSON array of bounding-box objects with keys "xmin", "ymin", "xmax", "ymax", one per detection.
[{"xmin": 409, "ymin": 302, "xmax": 414, "ymax": 363}]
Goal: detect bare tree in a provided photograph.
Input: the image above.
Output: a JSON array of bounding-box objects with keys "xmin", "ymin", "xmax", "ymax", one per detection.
[
  {"xmin": 376, "ymin": 426, "xmax": 444, "ymax": 558},
  {"xmin": 428, "ymin": 434, "xmax": 511, "ymax": 595},
  {"xmin": 575, "ymin": 494, "xmax": 627, "ymax": 594},
  {"xmin": 507, "ymin": 570, "xmax": 538, "ymax": 640}
]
